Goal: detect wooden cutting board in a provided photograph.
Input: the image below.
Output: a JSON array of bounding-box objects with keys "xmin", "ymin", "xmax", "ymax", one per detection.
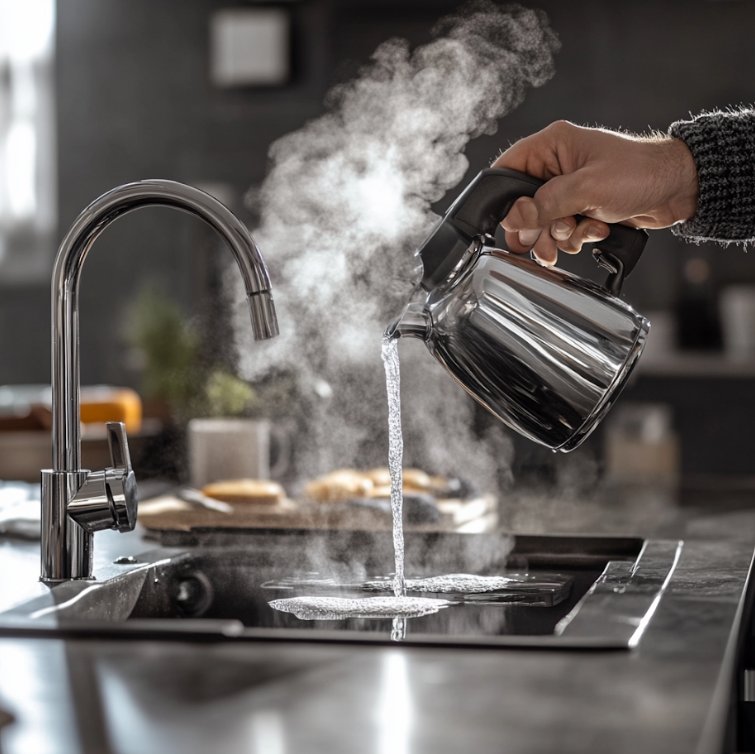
[{"xmin": 138, "ymin": 494, "xmax": 498, "ymax": 533}]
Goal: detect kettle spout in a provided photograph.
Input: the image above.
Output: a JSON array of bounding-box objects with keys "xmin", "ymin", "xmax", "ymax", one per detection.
[{"xmin": 385, "ymin": 302, "xmax": 429, "ymax": 341}]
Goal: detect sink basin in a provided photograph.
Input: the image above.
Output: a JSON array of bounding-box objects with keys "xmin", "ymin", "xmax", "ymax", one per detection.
[{"xmin": 0, "ymin": 529, "xmax": 681, "ymax": 649}]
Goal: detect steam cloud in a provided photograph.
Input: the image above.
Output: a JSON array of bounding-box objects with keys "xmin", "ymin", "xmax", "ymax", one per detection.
[{"xmin": 233, "ymin": 2, "xmax": 560, "ymax": 491}]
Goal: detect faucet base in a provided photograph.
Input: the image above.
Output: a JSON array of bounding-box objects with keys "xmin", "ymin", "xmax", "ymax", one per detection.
[{"xmin": 40, "ymin": 469, "xmax": 93, "ymax": 582}]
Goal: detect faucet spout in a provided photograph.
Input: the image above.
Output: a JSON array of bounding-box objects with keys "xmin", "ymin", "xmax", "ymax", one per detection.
[{"xmin": 42, "ymin": 179, "xmax": 279, "ymax": 582}]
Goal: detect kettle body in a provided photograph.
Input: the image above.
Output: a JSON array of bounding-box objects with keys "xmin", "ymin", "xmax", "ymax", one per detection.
[
  {"xmin": 388, "ymin": 166, "xmax": 653, "ymax": 452},
  {"xmin": 389, "ymin": 239, "xmax": 649, "ymax": 451}
]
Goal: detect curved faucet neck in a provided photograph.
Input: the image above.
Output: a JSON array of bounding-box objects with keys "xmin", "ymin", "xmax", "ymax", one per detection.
[{"xmin": 51, "ymin": 179, "xmax": 278, "ymax": 472}]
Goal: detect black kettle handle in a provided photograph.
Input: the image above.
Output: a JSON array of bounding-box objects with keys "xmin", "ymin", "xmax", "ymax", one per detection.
[{"xmin": 427, "ymin": 167, "xmax": 648, "ymax": 296}]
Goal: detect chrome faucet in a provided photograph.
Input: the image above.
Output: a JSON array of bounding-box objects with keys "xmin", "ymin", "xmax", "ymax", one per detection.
[{"xmin": 41, "ymin": 180, "xmax": 279, "ymax": 582}]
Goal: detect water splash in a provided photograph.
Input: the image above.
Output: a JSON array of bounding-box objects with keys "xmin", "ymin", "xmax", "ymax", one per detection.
[
  {"xmin": 365, "ymin": 573, "xmax": 522, "ymax": 594},
  {"xmin": 269, "ymin": 595, "xmax": 451, "ymax": 621}
]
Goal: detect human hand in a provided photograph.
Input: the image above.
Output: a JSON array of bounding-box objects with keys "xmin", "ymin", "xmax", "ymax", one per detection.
[{"xmin": 492, "ymin": 120, "xmax": 699, "ymax": 265}]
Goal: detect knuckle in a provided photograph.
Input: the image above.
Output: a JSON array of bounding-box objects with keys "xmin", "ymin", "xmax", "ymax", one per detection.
[
  {"xmin": 534, "ymin": 192, "xmax": 560, "ymax": 222},
  {"xmin": 546, "ymin": 120, "xmax": 573, "ymax": 138}
]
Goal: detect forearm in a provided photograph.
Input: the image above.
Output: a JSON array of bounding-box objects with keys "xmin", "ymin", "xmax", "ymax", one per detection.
[{"xmin": 670, "ymin": 108, "xmax": 755, "ymax": 244}]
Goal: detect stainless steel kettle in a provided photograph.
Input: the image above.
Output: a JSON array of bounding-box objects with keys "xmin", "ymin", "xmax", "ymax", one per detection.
[{"xmin": 386, "ymin": 168, "xmax": 650, "ymax": 452}]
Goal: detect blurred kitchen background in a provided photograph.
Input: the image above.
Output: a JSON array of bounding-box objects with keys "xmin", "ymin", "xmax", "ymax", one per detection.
[{"xmin": 1, "ymin": 0, "xmax": 755, "ymax": 502}]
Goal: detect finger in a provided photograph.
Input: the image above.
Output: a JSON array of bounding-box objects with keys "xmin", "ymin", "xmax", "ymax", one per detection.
[
  {"xmin": 550, "ymin": 217, "xmax": 577, "ymax": 243},
  {"xmin": 550, "ymin": 218, "xmax": 582, "ymax": 255},
  {"xmin": 549, "ymin": 216, "xmax": 604, "ymax": 254},
  {"xmin": 504, "ymin": 229, "xmax": 532, "ymax": 254},
  {"xmin": 532, "ymin": 229, "xmax": 559, "ymax": 266},
  {"xmin": 519, "ymin": 229, "xmax": 541, "ymax": 247},
  {"xmin": 504, "ymin": 229, "xmax": 540, "ymax": 255},
  {"xmin": 564, "ymin": 217, "xmax": 610, "ymax": 252},
  {"xmin": 501, "ymin": 196, "xmax": 540, "ymax": 232}
]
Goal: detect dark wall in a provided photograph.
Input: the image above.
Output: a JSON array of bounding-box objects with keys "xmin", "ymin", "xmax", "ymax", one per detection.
[{"xmin": 3, "ymin": 0, "xmax": 755, "ymax": 424}]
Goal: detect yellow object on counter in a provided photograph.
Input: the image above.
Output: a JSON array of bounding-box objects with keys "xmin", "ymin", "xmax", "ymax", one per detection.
[{"xmin": 80, "ymin": 387, "xmax": 142, "ymax": 433}]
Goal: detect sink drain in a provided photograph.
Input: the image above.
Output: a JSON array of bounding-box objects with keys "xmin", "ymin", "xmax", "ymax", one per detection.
[{"xmin": 174, "ymin": 571, "xmax": 214, "ymax": 618}]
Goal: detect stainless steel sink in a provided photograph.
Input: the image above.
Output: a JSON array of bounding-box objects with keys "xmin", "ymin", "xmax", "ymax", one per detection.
[{"xmin": 0, "ymin": 529, "xmax": 682, "ymax": 649}]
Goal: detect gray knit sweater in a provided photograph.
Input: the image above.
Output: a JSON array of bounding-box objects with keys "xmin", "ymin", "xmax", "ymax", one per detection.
[{"xmin": 670, "ymin": 109, "xmax": 755, "ymax": 244}]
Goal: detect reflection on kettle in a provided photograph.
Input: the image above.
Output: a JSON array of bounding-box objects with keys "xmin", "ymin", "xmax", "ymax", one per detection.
[{"xmin": 387, "ymin": 168, "xmax": 650, "ymax": 452}]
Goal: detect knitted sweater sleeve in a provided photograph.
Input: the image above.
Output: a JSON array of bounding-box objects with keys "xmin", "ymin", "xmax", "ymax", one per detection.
[{"xmin": 669, "ymin": 109, "xmax": 755, "ymax": 244}]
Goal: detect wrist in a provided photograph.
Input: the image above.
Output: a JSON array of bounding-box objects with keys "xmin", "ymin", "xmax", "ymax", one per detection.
[{"xmin": 662, "ymin": 137, "xmax": 699, "ymax": 224}]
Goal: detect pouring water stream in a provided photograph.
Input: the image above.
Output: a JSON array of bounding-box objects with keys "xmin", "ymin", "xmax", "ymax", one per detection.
[{"xmin": 381, "ymin": 335, "xmax": 406, "ymax": 598}]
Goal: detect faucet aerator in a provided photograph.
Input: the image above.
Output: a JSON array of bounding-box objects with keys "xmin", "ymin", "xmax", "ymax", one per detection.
[{"xmin": 247, "ymin": 292, "xmax": 279, "ymax": 341}]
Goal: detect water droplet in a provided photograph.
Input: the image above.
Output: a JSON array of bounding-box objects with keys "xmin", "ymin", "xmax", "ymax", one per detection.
[{"xmin": 113, "ymin": 555, "xmax": 137, "ymax": 565}]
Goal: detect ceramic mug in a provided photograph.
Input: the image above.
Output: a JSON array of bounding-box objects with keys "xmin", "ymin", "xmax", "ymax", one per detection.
[{"xmin": 187, "ymin": 418, "xmax": 291, "ymax": 488}]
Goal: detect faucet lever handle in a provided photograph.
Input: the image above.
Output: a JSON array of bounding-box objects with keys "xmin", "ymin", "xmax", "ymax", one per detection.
[
  {"xmin": 107, "ymin": 421, "xmax": 132, "ymax": 470},
  {"xmin": 67, "ymin": 422, "xmax": 138, "ymax": 534},
  {"xmin": 105, "ymin": 422, "xmax": 138, "ymax": 532}
]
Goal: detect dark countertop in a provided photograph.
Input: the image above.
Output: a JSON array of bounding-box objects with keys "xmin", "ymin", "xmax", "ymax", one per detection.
[{"xmin": 0, "ymin": 485, "xmax": 754, "ymax": 754}]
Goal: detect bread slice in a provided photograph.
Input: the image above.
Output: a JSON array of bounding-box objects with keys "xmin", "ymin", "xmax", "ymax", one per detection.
[
  {"xmin": 201, "ymin": 478, "xmax": 284, "ymax": 506},
  {"xmin": 303, "ymin": 469, "xmax": 374, "ymax": 503},
  {"xmin": 365, "ymin": 467, "xmax": 432, "ymax": 491}
]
